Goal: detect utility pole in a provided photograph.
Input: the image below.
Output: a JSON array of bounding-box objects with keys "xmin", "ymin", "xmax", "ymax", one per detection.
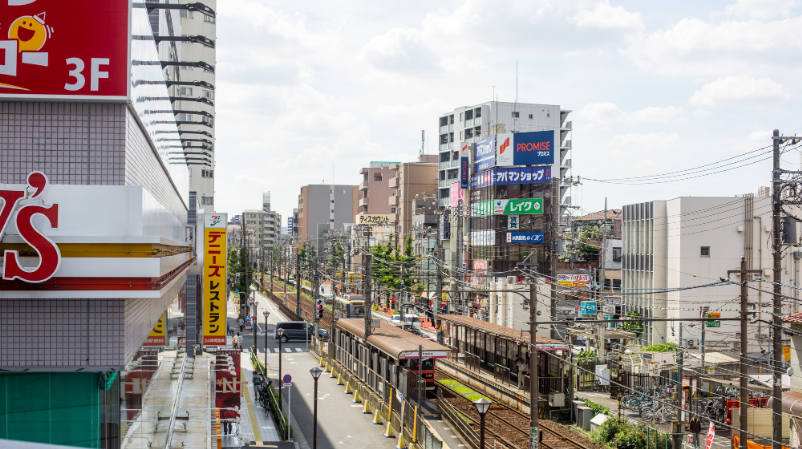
[
  {"xmin": 314, "ymin": 256, "xmax": 320, "ymax": 338},
  {"xmin": 550, "ymin": 178, "xmax": 559, "ymax": 340},
  {"xmin": 400, "ymin": 253, "xmax": 406, "ymax": 325},
  {"xmin": 296, "ymin": 250, "xmax": 302, "ymax": 316},
  {"xmin": 771, "ymin": 129, "xmax": 783, "ymax": 449},
  {"xmin": 364, "ymin": 254, "xmax": 373, "ymax": 339},
  {"xmin": 270, "ymin": 249, "xmax": 274, "ymax": 293},
  {"xmin": 529, "ymin": 278, "xmax": 540, "ymax": 449},
  {"xmin": 728, "ymin": 257, "xmax": 761, "ymax": 449},
  {"xmin": 673, "ymin": 324, "xmax": 684, "ymax": 449}
]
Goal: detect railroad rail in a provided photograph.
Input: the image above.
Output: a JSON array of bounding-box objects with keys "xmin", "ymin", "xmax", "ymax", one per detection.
[{"xmin": 435, "ymin": 369, "xmax": 597, "ymax": 449}]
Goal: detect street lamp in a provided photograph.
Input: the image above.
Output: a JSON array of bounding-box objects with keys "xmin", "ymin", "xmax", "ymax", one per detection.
[
  {"xmin": 473, "ymin": 398, "xmax": 492, "ymax": 449},
  {"xmin": 310, "ymin": 367, "xmax": 323, "ymax": 449},
  {"xmin": 262, "ymin": 310, "xmax": 270, "ymax": 373},
  {"xmin": 276, "ymin": 328, "xmax": 284, "ymax": 415}
]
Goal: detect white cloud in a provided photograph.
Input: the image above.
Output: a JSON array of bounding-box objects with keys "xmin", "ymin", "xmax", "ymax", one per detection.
[
  {"xmin": 569, "ymin": 3, "xmax": 643, "ymax": 35},
  {"xmin": 692, "ymin": 110, "xmax": 713, "ymax": 118},
  {"xmin": 359, "ymin": 28, "xmax": 442, "ymax": 73},
  {"xmin": 577, "ymin": 102, "xmax": 684, "ymax": 124},
  {"xmin": 689, "ymin": 76, "xmax": 790, "ymax": 106},
  {"xmin": 747, "ymin": 129, "xmax": 774, "ymax": 143},
  {"xmin": 626, "ymin": 16, "xmax": 802, "ymax": 76},
  {"xmin": 723, "ymin": 0, "xmax": 799, "ymax": 20}
]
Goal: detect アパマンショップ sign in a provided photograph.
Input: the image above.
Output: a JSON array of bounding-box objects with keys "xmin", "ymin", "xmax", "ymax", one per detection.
[{"xmin": 0, "ymin": 0, "xmax": 129, "ymax": 99}]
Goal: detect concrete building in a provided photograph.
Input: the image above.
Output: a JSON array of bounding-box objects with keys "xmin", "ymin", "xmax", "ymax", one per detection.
[
  {"xmin": 178, "ymin": 0, "xmax": 217, "ymax": 209},
  {"xmin": 358, "ymin": 161, "xmax": 398, "ymax": 215},
  {"xmin": 296, "ymin": 184, "xmax": 359, "ymax": 252},
  {"xmin": 242, "ymin": 193, "xmax": 281, "ymax": 259},
  {"xmin": 0, "ymin": 3, "xmax": 196, "ymax": 446},
  {"xmin": 389, "ymin": 155, "xmax": 438, "ymax": 240},
  {"xmin": 621, "ymin": 193, "xmax": 797, "ymax": 353},
  {"xmin": 437, "ymin": 101, "xmax": 572, "ymax": 208}
]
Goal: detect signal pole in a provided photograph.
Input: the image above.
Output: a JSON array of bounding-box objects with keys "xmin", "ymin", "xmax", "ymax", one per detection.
[{"xmin": 771, "ymin": 129, "xmax": 782, "ymax": 449}]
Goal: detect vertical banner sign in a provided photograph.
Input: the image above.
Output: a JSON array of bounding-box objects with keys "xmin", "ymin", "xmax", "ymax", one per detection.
[
  {"xmin": 474, "ymin": 135, "xmax": 496, "ymax": 172},
  {"xmin": 143, "ymin": 313, "xmax": 166, "ymax": 346},
  {"xmin": 204, "ymin": 213, "xmax": 228, "ymax": 345},
  {"xmin": 704, "ymin": 423, "xmax": 715, "ymax": 449},
  {"xmin": 459, "ymin": 142, "xmax": 472, "ymax": 189}
]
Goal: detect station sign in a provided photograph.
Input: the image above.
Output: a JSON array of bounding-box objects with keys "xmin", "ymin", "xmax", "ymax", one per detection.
[{"xmin": 0, "ymin": 0, "xmax": 130, "ymax": 100}]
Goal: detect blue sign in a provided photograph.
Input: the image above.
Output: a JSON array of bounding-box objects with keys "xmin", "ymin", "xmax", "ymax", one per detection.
[
  {"xmin": 519, "ymin": 167, "xmax": 532, "ymax": 183},
  {"xmin": 532, "ymin": 167, "xmax": 551, "ymax": 183},
  {"xmin": 506, "ymin": 232, "xmax": 544, "ymax": 243},
  {"xmin": 474, "ymin": 135, "xmax": 496, "ymax": 172},
  {"xmin": 507, "ymin": 168, "xmax": 520, "ymax": 183},
  {"xmin": 494, "ymin": 168, "xmax": 508, "ymax": 185},
  {"xmin": 580, "ymin": 301, "xmax": 597, "ymax": 315},
  {"xmin": 512, "ymin": 130, "xmax": 555, "ymax": 166},
  {"xmin": 283, "ymin": 374, "xmax": 292, "ymax": 384},
  {"xmin": 460, "ymin": 157, "xmax": 469, "ymax": 189}
]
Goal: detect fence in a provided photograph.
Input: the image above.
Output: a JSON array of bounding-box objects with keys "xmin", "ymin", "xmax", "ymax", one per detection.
[{"xmin": 248, "ymin": 349, "xmax": 292, "ymax": 439}]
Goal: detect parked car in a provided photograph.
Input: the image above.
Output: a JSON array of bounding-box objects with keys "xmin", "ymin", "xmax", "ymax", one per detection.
[{"xmin": 287, "ymin": 277, "xmax": 296, "ymax": 285}]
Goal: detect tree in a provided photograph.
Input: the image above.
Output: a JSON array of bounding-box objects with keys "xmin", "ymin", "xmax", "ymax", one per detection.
[
  {"xmin": 619, "ymin": 310, "xmax": 644, "ymax": 336},
  {"xmin": 228, "ymin": 247, "xmax": 249, "ymax": 305},
  {"xmin": 328, "ymin": 239, "xmax": 344, "ymax": 293}
]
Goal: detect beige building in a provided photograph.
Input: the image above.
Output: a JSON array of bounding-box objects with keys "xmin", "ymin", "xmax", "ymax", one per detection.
[
  {"xmin": 358, "ymin": 162, "xmax": 398, "ymax": 215},
  {"xmin": 297, "ymin": 185, "xmax": 359, "ymax": 251},
  {"xmin": 389, "ymin": 155, "xmax": 438, "ymax": 240}
]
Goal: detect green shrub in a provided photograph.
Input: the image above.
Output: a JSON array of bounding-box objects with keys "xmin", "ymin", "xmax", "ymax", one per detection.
[
  {"xmin": 582, "ymin": 398, "xmax": 611, "ymax": 416},
  {"xmin": 439, "ymin": 379, "xmax": 492, "ymax": 402},
  {"xmin": 615, "ymin": 426, "xmax": 646, "ymax": 449},
  {"xmin": 641, "ymin": 342, "xmax": 678, "ymax": 352},
  {"xmin": 597, "ymin": 419, "xmax": 620, "ymax": 443}
]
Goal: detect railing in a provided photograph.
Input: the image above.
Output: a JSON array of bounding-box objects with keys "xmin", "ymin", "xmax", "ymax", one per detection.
[
  {"xmin": 249, "ymin": 349, "xmax": 292, "ymax": 439},
  {"xmin": 494, "ymin": 363, "xmax": 511, "ymax": 385},
  {"xmin": 437, "ymin": 388, "xmax": 479, "ymax": 449}
]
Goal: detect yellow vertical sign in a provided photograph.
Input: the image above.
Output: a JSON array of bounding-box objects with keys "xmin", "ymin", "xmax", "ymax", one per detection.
[
  {"xmin": 203, "ymin": 213, "xmax": 228, "ymax": 346},
  {"xmin": 784, "ymin": 346, "xmax": 791, "ymax": 361},
  {"xmin": 144, "ymin": 313, "xmax": 165, "ymax": 346}
]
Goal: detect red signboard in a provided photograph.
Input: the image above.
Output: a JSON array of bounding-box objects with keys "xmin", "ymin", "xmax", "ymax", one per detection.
[
  {"xmin": 0, "ymin": 0, "xmax": 129, "ymax": 99},
  {"xmin": 215, "ymin": 349, "xmax": 241, "ymax": 421}
]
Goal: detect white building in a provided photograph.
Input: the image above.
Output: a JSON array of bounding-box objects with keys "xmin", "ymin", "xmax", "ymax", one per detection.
[
  {"xmin": 436, "ymin": 101, "xmax": 573, "ymax": 208},
  {"xmin": 178, "ymin": 0, "xmax": 217, "ymax": 209},
  {"xmin": 622, "ymin": 193, "xmax": 799, "ymax": 353},
  {"xmin": 242, "ymin": 193, "xmax": 282, "ymax": 259}
]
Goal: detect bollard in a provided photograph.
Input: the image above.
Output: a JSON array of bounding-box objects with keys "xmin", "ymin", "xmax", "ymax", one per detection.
[
  {"xmin": 336, "ymin": 373, "xmax": 344, "ymax": 385},
  {"xmin": 330, "ymin": 367, "xmax": 336, "ymax": 378},
  {"xmin": 319, "ymin": 358, "xmax": 325, "ymax": 367},
  {"xmin": 324, "ymin": 362, "xmax": 331, "ymax": 373},
  {"xmin": 396, "ymin": 431, "xmax": 406, "ymax": 449}
]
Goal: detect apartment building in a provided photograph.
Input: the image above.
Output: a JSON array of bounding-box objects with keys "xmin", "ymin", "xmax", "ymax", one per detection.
[
  {"xmin": 389, "ymin": 155, "xmax": 439, "ymax": 240},
  {"xmin": 358, "ymin": 161, "xmax": 398, "ymax": 215},
  {"xmin": 622, "ymin": 193, "xmax": 798, "ymax": 353},
  {"xmin": 242, "ymin": 193, "xmax": 281, "ymax": 259},
  {"xmin": 178, "ymin": 0, "xmax": 217, "ymax": 209},
  {"xmin": 437, "ymin": 101, "xmax": 573, "ymax": 207},
  {"xmin": 296, "ymin": 184, "xmax": 359, "ymax": 252}
]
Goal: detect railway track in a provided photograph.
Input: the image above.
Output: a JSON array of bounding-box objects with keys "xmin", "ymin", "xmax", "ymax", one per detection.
[{"xmin": 435, "ymin": 370, "xmax": 600, "ymax": 449}]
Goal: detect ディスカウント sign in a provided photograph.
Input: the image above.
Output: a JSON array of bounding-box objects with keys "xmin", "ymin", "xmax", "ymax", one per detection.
[
  {"xmin": 0, "ymin": 0, "xmax": 129, "ymax": 100},
  {"xmin": 357, "ymin": 214, "xmax": 392, "ymax": 225},
  {"xmin": 493, "ymin": 198, "xmax": 543, "ymax": 215},
  {"xmin": 203, "ymin": 213, "xmax": 228, "ymax": 346}
]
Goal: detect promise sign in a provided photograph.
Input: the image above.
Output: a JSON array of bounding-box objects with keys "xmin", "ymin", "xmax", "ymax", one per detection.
[{"xmin": 203, "ymin": 213, "xmax": 228, "ymax": 346}]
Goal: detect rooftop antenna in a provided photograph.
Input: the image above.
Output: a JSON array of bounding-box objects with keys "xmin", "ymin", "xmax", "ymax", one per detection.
[{"xmin": 420, "ymin": 130, "xmax": 425, "ymax": 156}]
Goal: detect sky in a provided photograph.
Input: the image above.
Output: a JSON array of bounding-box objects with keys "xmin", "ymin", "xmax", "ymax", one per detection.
[{"xmin": 213, "ymin": 0, "xmax": 802, "ymax": 222}]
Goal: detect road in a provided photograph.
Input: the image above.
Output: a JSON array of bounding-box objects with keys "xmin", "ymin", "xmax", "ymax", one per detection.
[{"xmin": 238, "ymin": 290, "xmax": 400, "ymax": 449}]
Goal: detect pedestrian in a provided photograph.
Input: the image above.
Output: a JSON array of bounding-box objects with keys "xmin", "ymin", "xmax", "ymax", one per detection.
[
  {"xmin": 689, "ymin": 415, "xmax": 702, "ymax": 448},
  {"xmin": 235, "ymin": 333, "xmax": 242, "ymax": 349},
  {"xmin": 517, "ymin": 356, "xmax": 529, "ymax": 390},
  {"xmin": 222, "ymin": 410, "xmax": 231, "ymax": 435},
  {"xmin": 238, "ymin": 317, "xmax": 245, "ymax": 332}
]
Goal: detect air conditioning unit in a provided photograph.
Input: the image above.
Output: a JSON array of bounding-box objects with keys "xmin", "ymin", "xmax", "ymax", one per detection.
[
  {"xmin": 732, "ymin": 341, "xmax": 741, "ymax": 351},
  {"xmin": 686, "ymin": 339, "xmax": 696, "ymax": 348},
  {"xmin": 506, "ymin": 276, "xmax": 516, "ymax": 284},
  {"xmin": 602, "ymin": 305, "xmax": 615, "ymax": 314}
]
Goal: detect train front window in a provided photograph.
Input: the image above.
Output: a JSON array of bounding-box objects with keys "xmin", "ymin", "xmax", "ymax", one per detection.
[
  {"xmin": 350, "ymin": 305, "xmax": 365, "ymax": 316},
  {"xmin": 405, "ymin": 358, "xmax": 434, "ymax": 370}
]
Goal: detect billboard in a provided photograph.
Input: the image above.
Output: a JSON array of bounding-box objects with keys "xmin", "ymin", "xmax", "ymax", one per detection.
[
  {"xmin": 511, "ymin": 131, "xmax": 555, "ymax": 166},
  {"xmin": 460, "ymin": 157, "xmax": 470, "ymax": 189},
  {"xmin": 143, "ymin": 313, "xmax": 166, "ymax": 346},
  {"xmin": 357, "ymin": 214, "xmax": 392, "ymax": 225},
  {"xmin": 493, "ymin": 198, "xmax": 543, "ymax": 215},
  {"xmin": 506, "ymin": 232, "xmax": 544, "ymax": 243},
  {"xmin": 449, "ymin": 182, "xmax": 462, "ymax": 207},
  {"xmin": 474, "ymin": 135, "xmax": 496, "ymax": 172},
  {"xmin": 496, "ymin": 133, "xmax": 514, "ymax": 166},
  {"xmin": 203, "ymin": 213, "xmax": 228, "ymax": 346},
  {"xmin": 0, "ymin": 0, "xmax": 130, "ymax": 100},
  {"xmin": 557, "ymin": 274, "xmax": 591, "ymax": 287}
]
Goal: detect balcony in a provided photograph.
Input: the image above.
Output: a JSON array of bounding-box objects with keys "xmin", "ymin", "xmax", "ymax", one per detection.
[
  {"xmin": 465, "ymin": 119, "xmax": 474, "ymax": 127},
  {"xmin": 440, "ymin": 125, "xmax": 449, "ymax": 134},
  {"xmin": 438, "ymin": 198, "xmax": 449, "ymax": 207},
  {"xmin": 561, "ymin": 140, "xmax": 572, "ymax": 149},
  {"xmin": 561, "ymin": 121, "xmax": 572, "ymax": 131},
  {"xmin": 439, "ymin": 179, "xmax": 459, "ymax": 188},
  {"xmin": 389, "ymin": 177, "xmax": 400, "ymax": 188},
  {"xmin": 359, "ymin": 197, "xmax": 369, "ymax": 207},
  {"xmin": 439, "ymin": 159, "xmax": 459, "ymax": 171},
  {"xmin": 389, "ymin": 196, "xmax": 399, "ymax": 206},
  {"xmin": 359, "ymin": 167, "xmax": 370, "ymax": 175},
  {"xmin": 359, "ymin": 181, "xmax": 369, "ymax": 191},
  {"xmin": 475, "ymin": 116, "xmax": 482, "ymax": 126}
]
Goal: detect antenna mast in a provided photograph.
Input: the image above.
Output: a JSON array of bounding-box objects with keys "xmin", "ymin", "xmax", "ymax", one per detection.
[{"xmin": 421, "ymin": 130, "xmax": 425, "ymax": 156}]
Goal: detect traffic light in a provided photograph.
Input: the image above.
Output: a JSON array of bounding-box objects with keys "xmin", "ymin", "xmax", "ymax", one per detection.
[{"xmin": 315, "ymin": 297, "xmax": 324, "ymax": 319}]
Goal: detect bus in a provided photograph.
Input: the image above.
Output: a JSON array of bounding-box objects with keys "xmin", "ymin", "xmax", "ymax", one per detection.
[{"xmin": 333, "ymin": 294, "xmax": 365, "ymax": 319}]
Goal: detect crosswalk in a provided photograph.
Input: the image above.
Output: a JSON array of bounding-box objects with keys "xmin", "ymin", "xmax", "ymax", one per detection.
[{"xmin": 259, "ymin": 347, "xmax": 305, "ymax": 353}]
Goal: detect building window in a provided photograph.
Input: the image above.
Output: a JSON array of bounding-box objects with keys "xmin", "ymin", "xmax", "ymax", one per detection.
[
  {"xmin": 202, "ymin": 170, "xmax": 213, "ymax": 178},
  {"xmin": 201, "ymin": 196, "xmax": 213, "ymax": 205},
  {"xmin": 204, "ymin": 14, "xmax": 216, "ymax": 23},
  {"xmin": 179, "ymin": 87, "xmax": 193, "ymax": 96},
  {"xmin": 701, "ymin": 246, "xmax": 710, "ymax": 257},
  {"xmin": 180, "ymin": 10, "xmax": 194, "ymax": 18},
  {"xmin": 342, "ymin": 189, "xmax": 346, "ymax": 194},
  {"xmin": 612, "ymin": 247, "xmax": 621, "ymax": 261},
  {"xmin": 202, "ymin": 90, "xmax": 214, "ymax": 99},
  {"xmin": 528, "ymin": 114, "xmax": 533, "ymax": 119},
  {"xmin": 374, "ymin": 175, "xmax": 382, "ymax": 181},
  {"xmin": 512, "ymin": 111, "xmax": 519, "ymax": 118},
  {"xmin": 391, "ymin": 208, "xmax": 396, "ymax": 213}
]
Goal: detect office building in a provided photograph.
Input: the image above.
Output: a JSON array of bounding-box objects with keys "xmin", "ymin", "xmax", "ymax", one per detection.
[
  {"xmin": 242, "ymin": 193, "xmax": 282, "ymax": 258},
  {"xmin": 389, "ymin": 155, "xmax": 438, "ymax": 240},
  {"xmin": 358, "ymin": 161, "xmax": 398, "ymax": 215}
]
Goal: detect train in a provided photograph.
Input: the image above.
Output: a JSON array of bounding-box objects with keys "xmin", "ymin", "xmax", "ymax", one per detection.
[{"xmin": 333, "ymin": 294, "xmax": 365, "ymax": 319}]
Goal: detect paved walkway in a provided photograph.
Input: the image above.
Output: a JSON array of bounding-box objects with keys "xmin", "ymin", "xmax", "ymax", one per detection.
[{"xmin": 239, "ymin": 351, "xmax": 282, "ymax": 444}]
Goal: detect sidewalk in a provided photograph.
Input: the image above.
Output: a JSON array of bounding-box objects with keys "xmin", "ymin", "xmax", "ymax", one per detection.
[{"xmin": 239, "ymin": 354, "xmax": 281, "ymax": 444}]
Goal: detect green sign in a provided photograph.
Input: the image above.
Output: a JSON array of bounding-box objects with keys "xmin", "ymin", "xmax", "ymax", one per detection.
[
  {"xmin": 494, "ymin": 198, "xmax": 543, "ymax": 215},
  {"xmin": 472, "ymin": 200, "xmax": 494, "ymax": 217},
  {"xmin": 706, "ymin": 312, "xmax": 721, "ymax": 328}
]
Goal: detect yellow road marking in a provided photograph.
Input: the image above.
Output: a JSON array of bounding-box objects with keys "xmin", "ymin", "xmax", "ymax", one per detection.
[{"xmin": 242, "ymin": 372, "xmax": 262, "ymax": 442}]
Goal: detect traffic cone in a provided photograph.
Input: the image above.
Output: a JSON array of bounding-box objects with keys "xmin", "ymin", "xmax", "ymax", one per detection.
[
  {"xmin": 396, "ymin": 432, "xmax": 406, "ymax": 449},
  {"xmin": 352, "ymin": 389, "xmax": 361, "ymax": 403},
  {"xmin": 336, "ymin": 373, "xmax": 344, "ymax": 385},
  {"xmin": 383, "ymin": 420, "xmax": 394, "ymax": 438},
  {"xmin": 330, "ymin": 367, "xmax": 336, "ymax": 378},
  {"xmin": 324, "ymin": 362, "xmax": 331, "ymax": 372},
  {"xmin": 373, "ymin": 409, "xmax": 382, "ymax": 425},
  {"xmin": 344, "ymin": 382, "xmax": 352, "ymax": 394},
  {"xmin": 319, "ymin": 358, "xmax": 325, "ymax": 367},
  {"xmin": 362, "ymin": 399, "xmax": 371, "ymax": 414}
]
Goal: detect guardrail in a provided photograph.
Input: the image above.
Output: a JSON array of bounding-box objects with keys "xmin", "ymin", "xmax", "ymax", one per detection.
[{"xmin": 249, "ymin": 349, "xmax": 292, "ymax": 440}]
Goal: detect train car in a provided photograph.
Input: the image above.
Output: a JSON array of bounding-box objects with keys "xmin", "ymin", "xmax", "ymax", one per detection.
[
  {"xmin": 333, "ymin": 318, "xmax": 450, "ymax": 395},
  {"xmin": 333, "ymin": 294, "xmax": 365, "ymax": 319}
]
